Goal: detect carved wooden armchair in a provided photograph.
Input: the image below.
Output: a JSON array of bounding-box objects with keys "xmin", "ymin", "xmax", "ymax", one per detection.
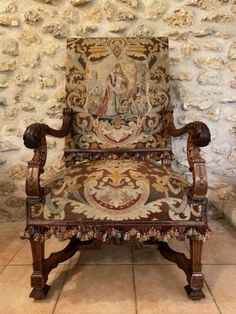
[{"xmin": 22, "ymin": 37, "xmax": 210, "ymax": 301}]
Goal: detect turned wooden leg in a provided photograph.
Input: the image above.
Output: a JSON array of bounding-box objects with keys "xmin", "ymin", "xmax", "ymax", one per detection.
[
  {"xmin": 185, "ymin": 238, "xmax": 205, "ymax": 300},
  {"xmin": 29, "ymin": 238, "xmax": 50, "ymax": 300}
]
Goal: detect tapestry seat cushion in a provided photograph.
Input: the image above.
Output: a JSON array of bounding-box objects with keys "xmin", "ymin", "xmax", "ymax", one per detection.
[{"xmin": 30, "ymin": 160, "xmax": 203, "ymax": 223}]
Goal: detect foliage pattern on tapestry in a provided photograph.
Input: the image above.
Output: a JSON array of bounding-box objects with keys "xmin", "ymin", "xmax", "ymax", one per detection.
[{"xmin": 30, "ymin": 160, "xmax": 203, "ymax": 222}]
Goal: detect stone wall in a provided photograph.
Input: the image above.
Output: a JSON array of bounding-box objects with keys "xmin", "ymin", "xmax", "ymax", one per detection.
[{"xmin": 0, "ymin": 0, "xmax": 236, "ymax": 223}]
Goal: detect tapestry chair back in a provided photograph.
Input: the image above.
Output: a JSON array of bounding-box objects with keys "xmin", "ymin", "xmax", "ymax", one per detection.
[{"xmin": 65, "ymin": 37, "xmax": 171, "ymax": 151}]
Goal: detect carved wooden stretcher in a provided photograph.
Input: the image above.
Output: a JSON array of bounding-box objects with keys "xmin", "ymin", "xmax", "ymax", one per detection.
[{"xmin": 22, "ymin": 37, "xmax": 211, "ymax": 301}]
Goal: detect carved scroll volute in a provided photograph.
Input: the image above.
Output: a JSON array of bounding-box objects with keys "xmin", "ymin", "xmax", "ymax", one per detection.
[
  {"xmin": 187, "ymin": 135, "xmax": 207, "ymax": 200},
  {"xmin": 26, "ymin": 162, "xmax": 43, "ymax": 196},
  {"xmin": 26, "ymin": 137, "xmax": 46, "ymax": 197},
  {"xmin": 32, "ymin": 137, "xmax": 47, "ymax": 174},
  {"xmin": 24, "ymin": 108, "xmax": 73, "ymax": 197},
  {"xmin": 192, "ymin": 162, "xmax": 208, "ymax": 200},
  {"xmin": 187, "ymin": 134, "xmax": 202, "ymax": 171},
  {"xmin": 165, "ymin": 109, "xmax": 209, "ymax": 200}
]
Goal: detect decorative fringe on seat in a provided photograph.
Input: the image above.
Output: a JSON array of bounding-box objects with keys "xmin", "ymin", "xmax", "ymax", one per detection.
[{"xmin": 20, "ymin": 225, "xmax": 210, "ymax": 243}]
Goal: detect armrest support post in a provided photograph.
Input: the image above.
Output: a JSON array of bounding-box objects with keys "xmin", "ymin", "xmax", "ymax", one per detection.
[
  {"xmin": 23, "ymin": 108, "xmax": 73, "ymax": 197},
  {"xmin": 165, "ymin": 110, "xmax": 211, "ymax": 200}
]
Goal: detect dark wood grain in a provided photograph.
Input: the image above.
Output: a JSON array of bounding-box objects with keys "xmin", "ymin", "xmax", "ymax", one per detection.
[
  {"xmin": 165, "ymin": 110, "xmax": 210, "ymax": 200},
  {"xmin": 159, "ymin": 238, "xmax": 205, "ymax": 300}
]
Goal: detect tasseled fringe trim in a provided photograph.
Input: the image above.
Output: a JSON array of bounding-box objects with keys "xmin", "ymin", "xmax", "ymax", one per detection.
[{"xmin": 20, "ymin": 226, "xmax": 210, "ymax": 243}]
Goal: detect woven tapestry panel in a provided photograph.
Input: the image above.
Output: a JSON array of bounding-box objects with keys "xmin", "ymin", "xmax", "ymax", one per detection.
[{"xmin": 65, "ymin": 37, "xmax": 171, "ymax": 149}]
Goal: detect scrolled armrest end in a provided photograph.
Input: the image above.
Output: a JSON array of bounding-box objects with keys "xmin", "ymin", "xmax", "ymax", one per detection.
[
  {"xmin": 23, "ymin": 123, "xmax": 49, "ymax": 149},
  {"xmin": 186, "ymin": 121, "xmax": 211, "ymax": 147}
]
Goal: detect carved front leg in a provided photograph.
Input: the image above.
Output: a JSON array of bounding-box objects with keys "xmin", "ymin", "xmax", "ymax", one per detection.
[
  {"xmin": 29, "ymin": 236, "xmax": 95, "ymax": 299},
  {"xmin": 158, "ymin": 239, "xmax": 205, "ymax": 300},
  {"xmin": 29, "ymin": 238, "xmax": 50, "ymax": 299},
  {"xmin": 185, "ymin": 239, "xmax": 205, "ymax": 300}
]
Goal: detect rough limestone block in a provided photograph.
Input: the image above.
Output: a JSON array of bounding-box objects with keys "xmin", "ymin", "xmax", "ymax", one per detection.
[
  {"xmin": 185, "ymin": 0, "xmax": 216, "ymax": 9},
  {"xmin": 202, "ymin": 12, "xmax": 233, "ymax": 23},
  {"xmin": 164, "ymin": 9, "xmax": 193, "ymax": 27},
  {"xmin": 228, "ymin": 42, "xmax": 236, "ymax": 60},
  {"xmin": 171, "ymin": 72, "xmax": 193, "ymax": 81},
  {"xmin": 1, "ymin": 38, "xmax": 19, "ymax": 56},
  {"xmin": 37, "ymin": 72, "xmax": 56, "ymax": 88},
  {"xmin": 0, "ymin": 60, "xmax": 16, "ymax": 72},
  {"xmin": 117, "ymin": 11, "xmax": 136, "ymax": 21},
  {"xmin": 43, "ymin": 22, "xmax": 68, "ymax": 38},
  {"xmin": 116, "ymin": 0, "xmax": 139, "ymax": 8},
  {"xmin": 75, "ymin": 25, "xmax": 98, "ymax": 36},
  {"xmin": 231, "ymin": 77, "xmax": 236, "ymax": 88},
  {"xmin": 145, "ymin": 0, "xmax": 168, "ymax": 20},
  {"xmin": 82, "ymin": 5, "xmax": 102, "ymax": 23},
  {"xmin": 0, "ymin": 16, "xmax": 19, "ymax": 26},
  {"xmin": 0, "ymin": 1, "xmax": 17, "ymax": 13},
  {"xmin": 24, "ymin": 9, "xmax": 42, "ymax": 25},
  {"xmin": 181, "ymin": 41, "xmax": 200, "ymax": 56},
  {"xmin": 0, "ymin": 181, "xmax": 17, "ymax": 195},
  {"xmin": 194, "ymin": 56, "xmax": 225, "ymax": 69},
  {"xmin": 71, "ymin": 0, "xmax": 91, "ymax": 6},
  {"xmin": 109, "ymin": 23, "xmax": 127, "ymax": 33},
  {"xmin": 0, "ymin": 140, "xmax": 20, "ymax": 152},
  {"xmin": 198, "ymin": 71, "xmax": 222, "ymax": 85},
  {"xmin": 19, "ymin": 29, "xmax": 41, "ymax": 45}
]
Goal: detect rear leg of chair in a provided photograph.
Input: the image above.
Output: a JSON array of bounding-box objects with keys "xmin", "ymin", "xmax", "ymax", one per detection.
[
  {"xmin": 185, "ymin": 238, "xmax": 205, "ymax": 300},
  {"xmin": 29, "ymin": 238, "xmax": 50, "ymax": 300}
]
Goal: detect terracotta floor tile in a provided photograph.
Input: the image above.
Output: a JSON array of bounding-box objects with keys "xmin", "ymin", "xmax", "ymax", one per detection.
[
  {"xmin": 0, "ymin": 237, "xmax": 23, "ymax": 265},
  {"xmin": 54, "ymin": 265, "xmax": 135, "ymax": 314},
  {"xmin": 0, "ymin": 220, "xmax": 236, "ymax": 313},
  {"xmin": 201, "ymin": 220, "xmax": 236, "ymax": 264},
  {"xmin": 204, "ymin": 265, "xmax": 236, "ymax": 314},
  {"xmin": 75, "ymin": 243, "xmax": 132, "ymax": 265},
  {"xmin": 0, "ymin": 221, "xmax": 25, "ymax": 237},
  {"xmin": 133, "ymin": 239, "xmax": 190, "ymax": 265},
  {"xmin": 134, "ymin": 265, "xmax": 220, "ymax": 314},
  {"xmin": 0, "ymin": 265, "xmax": 68, "ymax": 314},
  {"xmin": 210, "ymin": 219, "xmax": 236, "ymax": 239},
  {"xmin": 9, "ymin": 238, "xmax": 74, "ymax": 265},
  {"xmin": 0, "ymin": 265, "xmax": 5, "ymax": 274}
]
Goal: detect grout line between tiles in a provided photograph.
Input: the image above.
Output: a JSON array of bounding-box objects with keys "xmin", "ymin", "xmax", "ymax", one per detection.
[
  {"xmin": 5, "ymin": 246, "xmax": 23, "ymax": 266},
  {"xmin": 0, "ymin": 264, "xmax": 7, "ymax": 275},
  {"xmin": 204, "ymin": 278, "xmax": 223, "ymax": 314},
  {"xmin": 131, "ymin": 245, "xmax": 138, "ymax": 314},
  {"xmin": 52, "ymin": 259, "xmax": 72, "ymax": 314},
  {"xmin": 203, "ymin": 263, "xmax": 236, "ymax": 266}
]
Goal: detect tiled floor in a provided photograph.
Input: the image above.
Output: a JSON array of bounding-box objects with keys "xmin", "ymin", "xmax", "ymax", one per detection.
[{"xmin": 0, "ymin": 219, "xmax": 236, "ymax": 314}]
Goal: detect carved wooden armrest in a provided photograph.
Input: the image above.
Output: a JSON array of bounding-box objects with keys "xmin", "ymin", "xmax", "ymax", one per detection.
[
  {"xmin": 165, "ymin": 110, "xmax": 211, "ymax": 201},
  {"xmin": 23, "ymin": 108, "xmax": 73, "ymax": 197}
]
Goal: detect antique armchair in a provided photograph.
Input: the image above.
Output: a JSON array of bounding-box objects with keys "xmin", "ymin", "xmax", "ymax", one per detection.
[{"xmin": 22, "ymin": 37, "xmax": 211, "ymax": 301}]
